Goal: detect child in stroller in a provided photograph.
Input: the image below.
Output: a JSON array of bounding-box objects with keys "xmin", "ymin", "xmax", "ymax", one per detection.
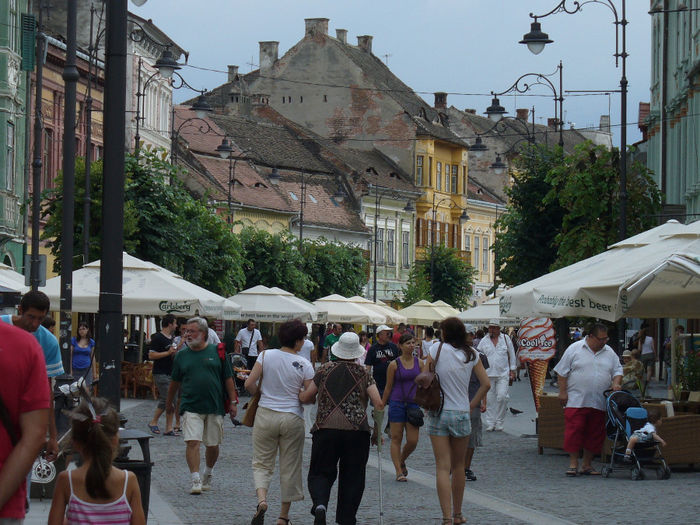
[{"xmin": 624, "ymin": 409, "xmax": 666, "ymax": 462}]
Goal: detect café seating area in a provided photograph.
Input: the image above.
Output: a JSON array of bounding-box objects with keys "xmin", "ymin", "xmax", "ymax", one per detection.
[{"xmin": 121, "ymin": 361, "xmax": 157, "ymax": 399}]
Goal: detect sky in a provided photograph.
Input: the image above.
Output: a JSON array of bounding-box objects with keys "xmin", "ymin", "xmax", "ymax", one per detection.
[{"xmin": 131, "ymin": 0, "xmax": 653, "ymax": 145}]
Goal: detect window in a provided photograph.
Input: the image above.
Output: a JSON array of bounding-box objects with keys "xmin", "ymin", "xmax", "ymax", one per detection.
[
  {"xmin": 402, "ymin": 231, "xmax": 410, "ymax": 268},
  {"xmin": 443, "ymin": 223, "xmax": 449, "ymax": 247},
  {"xmin": 377, "ymin": 228, "xmax": 384, "ymax": 264},
  {"xmin": 452, "ymin": 165, "xmax": 458, "ymax": 194},
  {"xmin": 9, "ymin": 0, "xmax": 18, "ymax": 51},
  {"xmin": 42, "ymin": 129, "xmax": 53, "ymax": 189},
  {"xmin": 445, "ymin": 164, "xmax": 450, "ymax": 192},
  {"xmin": 367, "ymin": 227, "xmax": 373, "ymax": 259},
  {"xmin": 428, "ymin": 157, "xmax": 433, "ymax": 186},
  {"xmin": 474, "ymin": 236, "xmax": 480, "ymax": 270},
  {"xmin": 436, "ymin": 162, "xmax": 442, "ymax": 190},
  {"xmin": 464, "ymin": 233, "xmax": 471, "ymax": 255},
  {"xmin": 6, "ymin": 122, "xmax": 15, "ymax": 191},
  {"xmin": 463, "ymin": 166, "xmax": 467, "ymax": 195},
  {"xmin": 427, "ymin": 219, "xmax": 433, "ymax": 245},
  {"xmin": 416, "ymin": 155, "xmax": 424, "ymax": 186},
  {"xmin": 387, "ymin": 229, "xmax": 395, "ymax": 265},
  {"xmin": 482, "ymin": 236, "xmax": 489, "ymax": 272}
]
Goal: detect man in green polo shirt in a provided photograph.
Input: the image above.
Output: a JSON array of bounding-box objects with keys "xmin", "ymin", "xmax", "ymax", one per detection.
[
  {"xmin": 322, "ymin": 323, "xmax": 343, "ymax": 362},
  {"xmin": 167, "ymin": 317, "xmax": 237, "ymax": 495}
]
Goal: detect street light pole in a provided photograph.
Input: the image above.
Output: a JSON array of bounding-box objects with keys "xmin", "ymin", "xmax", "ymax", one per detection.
[
  {"xmin": 30, "ymin": 2, "xmax": 45, "ymax": 291},
  {"xmin": 59, "ymin": 0, "xmax": 78, "ymax": 372},
  {"xmin": 98, "ymin": 0, "xmax": 128, "ymax": 408}
]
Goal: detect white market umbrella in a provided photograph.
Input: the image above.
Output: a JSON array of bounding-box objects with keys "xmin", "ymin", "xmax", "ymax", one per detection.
[
  {"xmin": 499, "ymin": 220, "xmax": 700, "ymax": 321},
  {"xmin": 431, "ymin": 300, "xmax": 460, "ymax": 318},
  {"xmin": 347, "ymin": 296, "xmax": 407, "ymax": 324},
  {"xmin": 397, "ymin": 300, "xmax": 453, "ymax": 325},
  {"xmin": 458, "ymin": 297, "xmax": 520, "ymax": 327},
  {"xmin": 313, "ymin": 294, "xmax": 386, "ymax": 324},
  {"xmin": 228, "ymin": 285, "xmax": 322, "ymax": 322},
  {"xmin": 41, "ymin": 252, "xmax": 242, "ymax": 319},
  {"xmin": 0, "ymin": 262, "xmax": 27, "ymax": 292},
  {"xmin": 268, "ymin": 287, "xmax": 328, "ymax": 322}
]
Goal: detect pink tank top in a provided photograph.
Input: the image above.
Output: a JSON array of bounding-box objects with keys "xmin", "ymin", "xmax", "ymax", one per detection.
[{"xmin": 66, "ymin": 469, "xmax": 132, "ymax": 524}]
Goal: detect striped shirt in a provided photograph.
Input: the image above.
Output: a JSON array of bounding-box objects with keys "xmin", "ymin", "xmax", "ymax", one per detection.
[{"xmin": 66, "ymin": 470, "xmax": 132, "ymax": 524}]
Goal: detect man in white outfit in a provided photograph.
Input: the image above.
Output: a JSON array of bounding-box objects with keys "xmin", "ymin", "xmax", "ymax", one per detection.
[{"xmin": 477, "ymin": 319, "xmax": 516, "ymax": 431}]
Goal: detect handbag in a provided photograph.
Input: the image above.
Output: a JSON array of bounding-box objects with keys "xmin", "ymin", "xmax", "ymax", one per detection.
[
  {"xmin": 414, "ymin": 342, "xmax": 444, "ymax": 413},
  {"xmin": 242, "ymin": 351, "xmax": 264, "ymax": 427}
]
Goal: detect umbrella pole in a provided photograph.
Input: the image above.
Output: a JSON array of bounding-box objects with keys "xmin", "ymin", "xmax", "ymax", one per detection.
[{"xmin": 139, "ymin": 315, "xmax": 145, "ymax": 362}]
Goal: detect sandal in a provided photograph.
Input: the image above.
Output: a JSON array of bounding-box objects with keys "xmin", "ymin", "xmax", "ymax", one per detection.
[
  {"xmin": 441, "ymin": 519, "xmax": 453, "ymax": 524},
  {"xmin": 565, "ymin": 467, "xmax": 577, "ymax": 477},
  {"xmin": 395, "ymin": 474, "xmax": 407, "ymax": 482},
  {"xmin": 277, "ymin": 518, "xmax": 291, "ymax": 525},
  {"xmin": 163, "ymin": 430, "xmax": 176, "ymax": 436},
  {"xmin": 251, "ymin": 501, "xmax": 267, "ymax": 525},
  {"xmin": 400, "ymin": 461, "xmax": 408, "ymax": 477},
  {"xmin": 580, "ymin": 467, "xmax": 601, "ymax": 476},
  {"xmin": 453, "ymin": 513, "xmax": 466, "ymax": 524},
  {"xmin": 148, "ymin": 424, "xmax": 160, "ymax": 434}
]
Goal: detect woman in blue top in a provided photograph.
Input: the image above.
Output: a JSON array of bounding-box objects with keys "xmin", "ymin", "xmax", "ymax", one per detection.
[
  {"xmin": 380, "ymin": 332, "xmax": 422, "ymax": 482},
  {"xmin": 71, "ymin": 322, "xmax": 95, "ymax": 385}
]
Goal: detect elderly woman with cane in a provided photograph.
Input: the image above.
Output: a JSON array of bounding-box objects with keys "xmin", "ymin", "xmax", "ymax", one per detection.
[
  {"xmin": 300, "ymin": 331, "xmax": 384, "ymax": 525},
  {"xmin": 424, "ymin": 318, "xmax": 490, "ymax": 525}
]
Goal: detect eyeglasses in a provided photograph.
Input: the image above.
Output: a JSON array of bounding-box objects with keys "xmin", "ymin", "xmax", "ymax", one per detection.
[{"xmin": 591, "ymin": 334, "xmax": 609, "ymax": 343}]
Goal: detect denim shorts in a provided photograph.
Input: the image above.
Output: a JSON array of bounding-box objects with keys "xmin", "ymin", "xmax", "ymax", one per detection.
[
  {"xmin": 388, "ymin": 400, "xmax": 420, "ymax": 423},
  {"xmin": 427, "ymin": 409, "xmax": 471, "ymax": 437}
]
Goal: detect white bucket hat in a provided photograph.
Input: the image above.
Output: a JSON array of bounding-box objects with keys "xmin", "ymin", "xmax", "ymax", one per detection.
[
  {"xmin": 331, "ymin": 332, "xmax": 365, "ymax": 360},
  {"xmin": 488, "ymin": 319, "xmax": 501, "ymax": 327}
]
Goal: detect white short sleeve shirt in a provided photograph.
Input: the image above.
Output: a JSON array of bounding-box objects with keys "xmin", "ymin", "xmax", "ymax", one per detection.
[
  {"xmin": 477, "ymin": 334, "xmax": 516, "ymax": 377},
  {"xmin": 428, "ymin": 342, "xmax": 478, "ymax": 412},
  {"xmin": 553, "ymin": 339, "xmax": 623, "ymax": 411},
  {"xmin": 298, "ymin": 339, "xmax": 314, "ymax": 362},
  {"xmin": 258, "ymin": 349, "xmax": 315, "ymax": 418},
  {"xmin": 236, "ymin": 328, "xmax": 263, "ymax": 356}
]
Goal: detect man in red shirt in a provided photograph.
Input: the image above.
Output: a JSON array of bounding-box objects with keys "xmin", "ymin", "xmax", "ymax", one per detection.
[
  {"xmin": 0, "ymin": 321, "xmax": 50, "ymax": 520},
  {"xmin": 391, "ymin": 323, "xmax": 406, "ymax": 345}
]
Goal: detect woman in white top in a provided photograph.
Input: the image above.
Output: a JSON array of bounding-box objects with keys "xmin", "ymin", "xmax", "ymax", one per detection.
[
  {"xmin": 636, "ymin": 324, "xmax": 657, "ymax": 383},
  {"xmin": 423, "ymin": 318, "xmax": 490, "ymax": 525},
  {"xmin": 244, "ymin": 319, "xmax": 315, "ymax": 525}
]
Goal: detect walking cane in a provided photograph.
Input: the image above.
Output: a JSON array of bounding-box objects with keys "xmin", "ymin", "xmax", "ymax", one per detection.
[{"xmin": 372, "ymin": 408, "xmax": 385, "ymax": 525}]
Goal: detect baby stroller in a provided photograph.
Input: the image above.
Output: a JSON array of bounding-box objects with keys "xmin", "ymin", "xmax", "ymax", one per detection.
[
  {"xmin": 229, "ymin": 353, "xmax": 250, "ymax": 396},
  {"xmin": 601, "ymin": 390, "xmax": 671, "ymax": 480}
]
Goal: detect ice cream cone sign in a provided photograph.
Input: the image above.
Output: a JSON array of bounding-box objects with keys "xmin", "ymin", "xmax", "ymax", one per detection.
[{"xmin": 517, "ymin": 317, "xmax": 557, "ymax": 411}]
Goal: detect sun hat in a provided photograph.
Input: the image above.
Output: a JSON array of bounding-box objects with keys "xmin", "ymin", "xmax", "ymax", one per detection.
[
  {"xmin": 376, "ymin": 324, "xmax": 393, "ymax": 334},
  {"xmin": 464, "ymin": 323, "xmax": 476, "ymax": 334},
  {"xmin": 331, "ymin": 332, "xmax": 366, "ymax": 360},
  {"xmin": 622, "ymin": 350, "xmax": 633, "ymax": 358},
  {"xmin": 488, "ymin": 319, "xmax": 501, "ymax": 327}
]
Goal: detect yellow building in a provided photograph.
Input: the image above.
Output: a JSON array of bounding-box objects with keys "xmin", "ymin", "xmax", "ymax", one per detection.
[{"xmin": 414, "ymin": 138, "xmax": 470, "ymax": 263}]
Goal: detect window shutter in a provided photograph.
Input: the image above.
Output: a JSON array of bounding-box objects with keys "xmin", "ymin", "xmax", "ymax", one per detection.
[{"xmin": 21, "ymin": 14, "xmax": 36, "ymax": 72}]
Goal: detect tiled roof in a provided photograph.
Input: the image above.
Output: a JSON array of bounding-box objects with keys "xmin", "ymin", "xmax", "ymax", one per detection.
[{"xmin": 467, "ymin": 178, "xmax": 505, "ymax": 206}]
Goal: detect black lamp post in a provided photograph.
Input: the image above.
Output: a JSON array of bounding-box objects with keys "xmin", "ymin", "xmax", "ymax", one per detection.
[
  {"xmin": 170, "ymin": 89, "xmax": 213, "ymax": 165},
  {"xmin": 429, "ymin": 193, "xmax": 470, "ymax": 299},
  {"xmin": 268, "ymin": 169, "xmax": 347, "ymax": 250},
  {"xmin": 216, "ymin": 138, "xmax": 253, "ymax": 227},
  {"xmin": 519, "ymin": 1, "xmax": 627, "ymax": 241}
]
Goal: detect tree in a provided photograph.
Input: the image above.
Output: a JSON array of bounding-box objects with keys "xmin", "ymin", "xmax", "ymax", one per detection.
[
  {"xmin": 401, "ymin": 245, "xmax": 476, "ymax": 309},
  {"xmin": 545, "ymin": 143, "xmax": 661, "ymax": 270},
  {"xmin": 42, "ymin": 149, "xmax": 245, "ymax": 296},
  {"xmin": 237, "ymin": 227, "xmax": 311, "ymax": 297},
  {"xmin": 492, "ymin": 144, "xmax": 566, "ymax": 287},
  {"xmin": 493, "ymin": 142, "xmax": 662, "ymax": 286},
  {"xmin": 301, "ymin": 238, "xmax": 368, "ymax": 300}
]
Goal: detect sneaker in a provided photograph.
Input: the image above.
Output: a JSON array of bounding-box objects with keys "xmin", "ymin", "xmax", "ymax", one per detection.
[
  {"xmin": 190, "ymin": 478, "xmax": 202, "ymax": 495},
  {"xmin": 485, "ymin": 426, "xmax": 495, "ymax": 432},
  {"xmin": 201, "ymin": 473, "xmax": 211, "ymax": 491},
  {"xmin": 465, "ymin": 469, "xmax": 477, "ymax": 481},
  {"xmin": 313, "ymin": 505, "xmax": 327, "ymax": 525},
  {"xmin": 494, "ymin": 425, "xmax": 504, "ymax": 431}
]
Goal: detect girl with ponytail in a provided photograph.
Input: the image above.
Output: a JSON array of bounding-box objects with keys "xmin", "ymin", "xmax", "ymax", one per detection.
[{"xmin": 48, "ymin": 397, "xmax": 145, "ymax": 524}]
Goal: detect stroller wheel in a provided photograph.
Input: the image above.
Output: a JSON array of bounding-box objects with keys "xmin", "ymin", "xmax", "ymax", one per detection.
[
  {"xmin": 656, "ymin": 467, "xmax": 665, "ymax": 480},
  {"xmin": 631, "ymin": 467, "xmax": 643, "ymax": 481},
  {"xmin": 662, "ymin": 467, "xmax": 671, "ymax": 480},
  {"xmin": 601, "ymin": 466, "xmax": 611, "ymax": 478}
]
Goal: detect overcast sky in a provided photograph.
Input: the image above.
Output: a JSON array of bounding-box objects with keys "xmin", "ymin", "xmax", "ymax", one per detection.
[{"xmin": 131, "ymin": 0, "xmax": 653, "ymax": 145}]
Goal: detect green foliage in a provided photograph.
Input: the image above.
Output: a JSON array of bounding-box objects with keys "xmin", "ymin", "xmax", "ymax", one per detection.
[
  {"xmin": 493, "ymin": 142, "xmax": 662, "ymax": 286},
  {"xmin": 401, "ymin": 245, "xmax": 476, "ymax": 309},
  {"xmin": 238, "ymin": 227, "xmax": 311, "ymax": 297},
  {"xmin": 545, "ymin": 143, "xmax": 661, "ymax": 270},
  {"xmin": 41, "ymin": 157, "xmax": 139, "ymax": 270},
  {"xmin": 493, "ymin": 144, "xmax": 566, "ymax": 287},
  {"xmin": 301, "ymin": 238, "xmax": 368, "ymax": 300},
  {"xmin": 42, "ymin": 149, "xmax": 245, "ymax": 296}
]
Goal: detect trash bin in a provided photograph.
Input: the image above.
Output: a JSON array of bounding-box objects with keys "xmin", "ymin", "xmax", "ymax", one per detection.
[
  {"xmin": 114, "ymin": 429, "xmax": 153, "ymax": 521},
  {"xmin": 124, "ymin": 343, "xmax": 140, "ymax": 363}
]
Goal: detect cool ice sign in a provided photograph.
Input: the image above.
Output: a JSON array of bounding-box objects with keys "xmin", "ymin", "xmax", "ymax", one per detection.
[
  {"xmin": 517, "ymin": 317, "xmax": 556, "ymax": 361},
  {"xmin": 159, "ymin": 301, "xmax": 193, "ymax": 314}
]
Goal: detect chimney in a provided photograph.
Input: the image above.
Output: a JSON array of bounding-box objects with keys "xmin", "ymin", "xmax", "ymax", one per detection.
[
  {"xmin": 357, "ymin": 35, "xmax": 373, "ymax": 53},
  {"xmin": 434, "ymin": 92, "xmax": 447, "ymax": 109},
  {"xmin": 464, "ymin": 109, "xmax": 476, "ymax": 114},
  {"xmin": 305, "ymin": 18, "xmax": 329, "ymax": 36},
  {"xmin": 336, "ymin": 28, "xmax": 348, "ymax": 44},
  {"xmin": 547, "ymin": 118, "xmax": 558, "ymax": 129},
  {"xmin": 516, "ymin": 108, "xmax": 529, "ymax": 121},
  {"xmin": 259, "ymin": 41, "xmax": 279, "ymax": 71},
  {"xmin": 599, "ymin": 115, "xmax": 610, "ymax": 132},
  {"xmin": 228, "ymin": 65, "xmax": 239, "ymax": 83}
]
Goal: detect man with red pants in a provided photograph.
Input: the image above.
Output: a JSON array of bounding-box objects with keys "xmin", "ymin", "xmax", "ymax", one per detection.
[{"xmin": 554, "ymin": 323, "xmax": 622, "ymax": 476}]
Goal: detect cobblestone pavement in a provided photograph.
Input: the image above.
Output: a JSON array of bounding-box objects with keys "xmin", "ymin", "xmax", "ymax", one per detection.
[{"xmin": 115, "ymin": 378, "xmax": 699, "ymax": 525}]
